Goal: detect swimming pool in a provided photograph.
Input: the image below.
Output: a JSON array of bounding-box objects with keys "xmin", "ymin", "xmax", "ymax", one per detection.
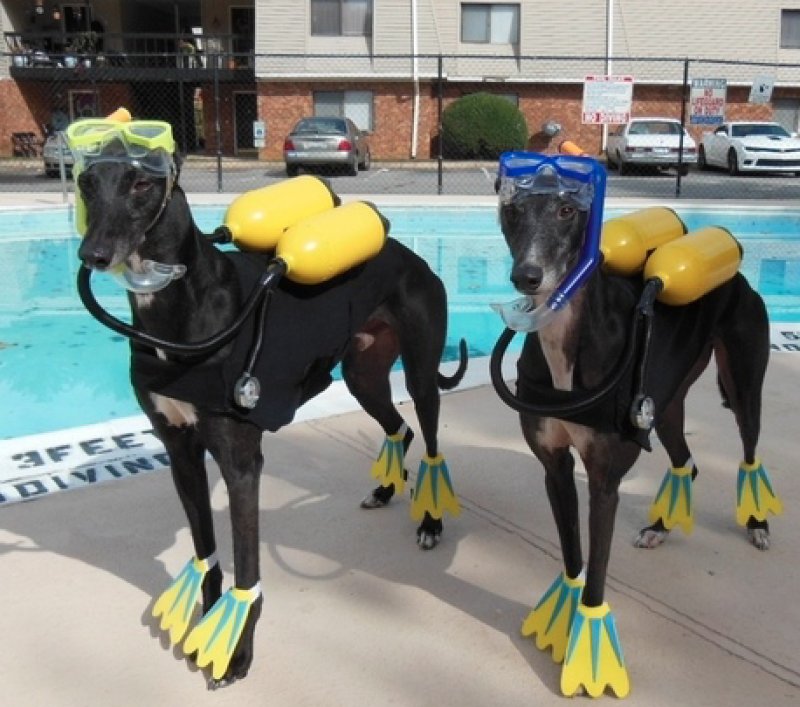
[{"xmin": 1, "ymin": 202, "xmax": 799, "ymax": 440}]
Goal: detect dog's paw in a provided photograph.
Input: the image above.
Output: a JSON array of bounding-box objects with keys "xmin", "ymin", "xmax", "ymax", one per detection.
[
  {"xmin": 416, "ymin": 528, "xmax": 441, "ymax": 550},
  {"xmin": 748, "ymin": 528, "xmax": 770, "ymax": 550},
  {"xmin": 747, "ymin": 520, "xmax": 771, "ymax": 551},
  {"xmin": 633, "ymin": 525, "xmax": 669, "ymax": 549},
  {"xmin": 359, "ymin": 484, "xmax": 395, "ymax": 509}
]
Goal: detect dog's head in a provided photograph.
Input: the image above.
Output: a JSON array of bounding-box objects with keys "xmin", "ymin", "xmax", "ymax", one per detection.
[
  {"xmin": 497, "ymin": 164, "xmax": 592, "ymax": 298},
  {"xmin": 68, "ymin": 120, "xmax": 179, "ymax": 271},
  {"xmin": 77, "ymin": 155, "xmax": 177, "ymax": 271}
]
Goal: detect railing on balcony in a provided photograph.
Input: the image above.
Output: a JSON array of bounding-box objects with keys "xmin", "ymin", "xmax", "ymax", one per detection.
[{"xmin": 4, "ymin": 30, "xmax": 253, "ymax": 70}]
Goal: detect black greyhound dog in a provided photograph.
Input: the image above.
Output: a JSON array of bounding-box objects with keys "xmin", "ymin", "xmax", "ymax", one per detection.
[
  {"xmin": 75, "ymin": 158, "xmax": 467, "ymax": 687},
  {"xmin": 491, "ymin": 165, "xmax": 779, "ymax": 697}
]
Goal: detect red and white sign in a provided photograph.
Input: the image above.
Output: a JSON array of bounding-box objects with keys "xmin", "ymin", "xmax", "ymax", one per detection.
[{"xmin": 581, "ymin": 75, "xmax": 634, "ymax": 125}]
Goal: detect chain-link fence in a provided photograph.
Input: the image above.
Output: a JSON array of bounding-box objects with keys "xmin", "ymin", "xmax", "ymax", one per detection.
[{"xmin": 3, "ymin": 52, "xmax": 800, "ymax": 200}]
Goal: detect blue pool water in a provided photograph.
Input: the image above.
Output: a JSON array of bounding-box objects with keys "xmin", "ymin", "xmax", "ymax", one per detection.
[{"xmin": 1, "ymin": 203, "xmax": 799, "ymax": 440}]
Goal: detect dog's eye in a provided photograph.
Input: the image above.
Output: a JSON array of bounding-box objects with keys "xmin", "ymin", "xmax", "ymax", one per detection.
[
  {"xmin": 557, "ymin": 205, "xmax": 576, "ymax": 219},
  {"xmin": 132, "ymin": 178, "xmax": 153, "ymax": 195}
]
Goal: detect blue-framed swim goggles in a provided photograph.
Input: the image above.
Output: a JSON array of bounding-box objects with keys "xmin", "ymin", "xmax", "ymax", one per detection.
[
  {"xmin": 66, "ymin": 118, "xmax": 176, "ymax": 177},
  {"xmin": 493, "ymin": 151, "xmax": 607, "ymax": 331}
]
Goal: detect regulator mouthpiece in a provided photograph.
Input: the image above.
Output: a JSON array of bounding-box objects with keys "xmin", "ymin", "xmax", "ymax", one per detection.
[
  {"xmin": 490, "ymin": 295, "xmax": 561, "ymax": 332},
  {"xmin": 111, "ymin": 260, "xmax": 187, "ymax": 293}
]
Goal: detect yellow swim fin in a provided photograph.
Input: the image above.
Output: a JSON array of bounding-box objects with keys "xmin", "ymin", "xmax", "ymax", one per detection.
[
  {"xmin": 183, "ymin": 584, "xmax": 261, "ymax": 681},
  {"xmin": 410, "ymin": 454, "xmax": 461, "ymax": 521},
  {"xmin": 736, "ymin": 459, "xmax": 783, "ymax": 526},
  {"xmin": 152, "ymin": 555, "xmax": 214, "ymax": 645},
  {"xmin": 648, "ymin": 465, "xmax": 694, "ymax": 533},
  {"xmin": 561, "ymin": 602, "xmax": 630, "ymax": 698},
  {"xmin": 370, "ymin": 431, "xmax": 406, "ymax": 494},
  {"xmin": 521, "ymin": 570, "xmax": 585, "ymax": 663}
]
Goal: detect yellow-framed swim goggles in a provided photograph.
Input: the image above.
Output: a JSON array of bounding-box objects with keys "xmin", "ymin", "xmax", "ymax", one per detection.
[{"xmin": 66, "ymin": 118, "xmax": 176, "ymax": 177}]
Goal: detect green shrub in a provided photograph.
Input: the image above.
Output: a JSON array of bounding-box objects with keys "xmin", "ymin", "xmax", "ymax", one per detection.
[{"xmin": 441, "ymin": 92, "xmax": 528, "ymax": 159}]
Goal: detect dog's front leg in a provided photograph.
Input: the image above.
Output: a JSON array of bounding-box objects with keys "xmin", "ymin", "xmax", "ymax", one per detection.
[{"xmin": 184, "ymin": 417, "xmax": 265, "ymax": 688}]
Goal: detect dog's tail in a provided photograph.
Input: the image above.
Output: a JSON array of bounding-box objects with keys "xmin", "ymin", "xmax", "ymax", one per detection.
[{"xmin": 438, "ymin": 338, "xmax": 469, "ymax": 390}]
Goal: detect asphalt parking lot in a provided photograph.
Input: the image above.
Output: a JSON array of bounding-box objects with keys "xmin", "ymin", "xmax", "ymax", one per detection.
[{"xmin": 2, "ymin": 157, "xmax": 799, "ymax": 202}]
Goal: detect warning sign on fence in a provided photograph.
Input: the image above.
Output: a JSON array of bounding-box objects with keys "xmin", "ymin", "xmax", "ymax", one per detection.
[
  {"xmin": 581, "ymin": 75, "xmax": 634, "ymax": 125},
  {"xmin": 690, "ymin": 78, "xmax": 727, "ymax": 125}
]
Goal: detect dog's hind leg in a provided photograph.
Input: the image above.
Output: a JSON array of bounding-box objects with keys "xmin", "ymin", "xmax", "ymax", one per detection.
[
  {"xmin": 183, "ymin": 417, "xmax": 264, "ymax": 687},
  {"xmin": 343, "ymin": 319, "xmax": 412, "ymax": 509},
  {"xmin": 714, "ymin": 301, "xmax": 781, "ymax": 550},
  {"xmin": 397, "ymin": 298, "xmax": 461, "ymax": 549}
]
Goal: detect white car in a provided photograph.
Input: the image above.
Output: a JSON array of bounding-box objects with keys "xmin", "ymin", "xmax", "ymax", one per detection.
[
  {"xmin": 42, "ymin": 132, "xmax": 74, "ymax": 177},
  {"xmin": 606, "ymin": 117, "xmax": 697, "ymax": 176},
  {"xmin": 698, "ymin": 121, "xmax": 800, "ymax": 175}
]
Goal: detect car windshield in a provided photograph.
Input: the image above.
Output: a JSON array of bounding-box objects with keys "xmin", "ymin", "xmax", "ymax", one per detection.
[
  {"xmin": 293, "ymin": 118, "xmax": 347, "ymax": 135},
  {"xmin": 628, "ymin": 121, "xmax": 682, "ymax": 136},
  {"xmin": 731, "ymin": 123, "xmax": 790, "ymax": 138}
]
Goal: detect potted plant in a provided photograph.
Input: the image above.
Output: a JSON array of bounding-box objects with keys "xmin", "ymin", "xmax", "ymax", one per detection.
[{"xmin": 68, "ymin": 30, "xmax": 98, "ymax": 66}]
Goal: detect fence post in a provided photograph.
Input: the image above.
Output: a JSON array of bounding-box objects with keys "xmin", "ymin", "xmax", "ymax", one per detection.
[
  {"xmin": 437, "ymin": 54, "xmax": 443, "ymax": 195},
  {"xmin": 213, "ymin": 59, "xmax": 223, "ymax": 192},
  {"xmin": 676, "ymin": 57, "xmax": 690, "ymax": 198}
]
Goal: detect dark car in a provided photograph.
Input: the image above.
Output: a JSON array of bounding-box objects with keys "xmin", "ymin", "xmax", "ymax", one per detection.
[{"xmin": 283, "ymin": 116, "xmax": 371, "ymax": 177}]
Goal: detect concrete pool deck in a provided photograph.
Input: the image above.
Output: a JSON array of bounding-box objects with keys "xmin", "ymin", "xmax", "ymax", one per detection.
[
  {"xmin": 1, "ymin": 353, "xmax": 798, "ymax": 706},
  {"xmin": 1, "ymin": 191, "xmax": 799, "ymax": 704}
]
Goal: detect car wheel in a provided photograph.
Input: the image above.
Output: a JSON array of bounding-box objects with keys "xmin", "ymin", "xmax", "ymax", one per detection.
[
  {"xmin": 45, "ymin": 168, "xmax": 58, "ymax": 178},
  {"xmin": 605, "ymin": 152, "xmax": 617, "ymax": 170},
  {"xmin": 697, "ymin": 146, "xmax": 708, "ymax": 170},
  {"xmin": 618, "ymin": 153, "xmax": 629, "ymax": 176},
  {"xmin": 727, "ymin": 149, "xmax": 740, "ymax": 176},
  {"xmin": 286, "ymin": 164, "xmax": 299, "ymax": 177},
  {"xmin": 347, "ymin": 156, "xmax": 358, "ymax": 176},
  {"xmin": 359, "ymin": 149, "xmax": 371, "ymax": 171},
  {"xmin": 678, "ymin": 163, "xmax": 690, "ymax": 177}
]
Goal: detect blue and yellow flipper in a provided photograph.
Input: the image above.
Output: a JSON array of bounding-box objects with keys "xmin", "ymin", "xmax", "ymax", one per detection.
[
  {"xmin": 521, "ymin": 570, "xmax": 585, "ymax": 663},
  {"xmin": 152, "ymin": 555, "xmax": 215, "ymax": 645},
  {"xmin": 561, "ymin": 602, "xmax": 630, "ymax": 698},
  {"xmin": 370, "ymin": 431, "xmax": 407, "ymax": 493},
  {"xmin": 410, "ymin": 454, "xmax": 460, "ymax": 520},
  {"xmin": 648, "ymin": 465, "xmax": 694, "ymax": 534},
  {"xmin": 736, "ymin": 459, "xmax": 783, "ymax": 526},
  {"xmin": 183, "ymin": 584, "xmax": 261, "ymax": 681}
]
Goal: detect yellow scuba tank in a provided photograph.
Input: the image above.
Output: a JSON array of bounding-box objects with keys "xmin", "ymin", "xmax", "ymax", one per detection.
[
  {"xmin": 643, "ymin": 226, "xmax": 743, "ymax": 305},
  {"xmin": 276, "ymin": 201, "xmax": 388, "ymax": 284},
  {"xmin": 601, "ymin": 207, "xmax": 686, "ymax": 276},
  {"xmin": 222, "ymin": 175, "xmax": 337, "ymax": 250}
]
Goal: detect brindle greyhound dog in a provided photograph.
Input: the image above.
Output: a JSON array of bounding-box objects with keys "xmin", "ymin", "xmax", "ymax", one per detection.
[
  {"xmin": 491, "ymin": 156, "xmax": 778, "ymax": 697},
  {"xmin": 75, "ymin": 150, "xmax": 467, "ymax": 687}
]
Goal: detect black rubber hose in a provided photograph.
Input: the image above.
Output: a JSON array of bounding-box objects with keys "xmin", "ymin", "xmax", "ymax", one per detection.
[
  {"xmin": 489, "ymin": 290, "xmax": 653, "ymax": 418},
  {"xmin": 76, "ymin": 259, "xmax": 287, "ymax": 356}
]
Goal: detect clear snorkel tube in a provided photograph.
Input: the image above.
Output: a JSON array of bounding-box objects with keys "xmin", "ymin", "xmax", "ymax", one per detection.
[
  {"xmin": 67, "ymin": 116, "xmax": 183, "ymax": 294},
  {"xmin": 491, "ymin": 152, "xmax": 607, "ymax": 332}
]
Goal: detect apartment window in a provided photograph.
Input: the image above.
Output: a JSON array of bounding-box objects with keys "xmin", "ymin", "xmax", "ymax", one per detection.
[
  {"xmin": 314, "ymin": 90, "xmax": 374, "ymax": 131},
  {"xmin": 780, "ymin": 9, "xmax": 800, "ymax": 48},
  {"xmin": 461, "ymin": 3, "xmax": 520, "ymax": 44},
  {"xmin": 311, "ymin": 0, "xmax": 372, "ymax": 37}
]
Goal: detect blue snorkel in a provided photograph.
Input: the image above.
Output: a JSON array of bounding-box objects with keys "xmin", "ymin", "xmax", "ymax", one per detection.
[{"xmin": 492, "ymin": 151, "xmax": 607, "ymax": 332}]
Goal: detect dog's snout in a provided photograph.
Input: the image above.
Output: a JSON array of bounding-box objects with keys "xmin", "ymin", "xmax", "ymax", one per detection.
[
  {"xmin": 78, "ymin": 241, "xmax": 114, "ymax": 271},
  {"xmin": 511, "ymin": 263, "xmax": 543, "ymax": 294}
]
